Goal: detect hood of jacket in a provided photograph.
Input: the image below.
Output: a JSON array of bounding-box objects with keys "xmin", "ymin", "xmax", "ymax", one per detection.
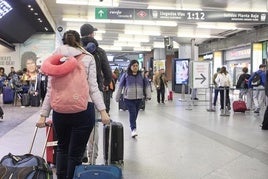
[
  {"xmin": 81, "ymin": 36, "xmax": 99, "ymax": 47},
  {"xmin": 53, "ymin": 45, "xmax": 83, "ymax": 57}
]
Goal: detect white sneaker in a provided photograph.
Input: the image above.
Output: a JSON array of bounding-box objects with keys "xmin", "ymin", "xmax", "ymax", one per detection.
[{"xmin": 131, "ymin": 129, "xmax": 138, "ymax": 138}]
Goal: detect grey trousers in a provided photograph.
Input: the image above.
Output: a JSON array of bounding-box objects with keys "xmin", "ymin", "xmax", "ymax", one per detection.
[{"xmin": 86, "ymin": 109, "xmax": 100, "ymax": 164}]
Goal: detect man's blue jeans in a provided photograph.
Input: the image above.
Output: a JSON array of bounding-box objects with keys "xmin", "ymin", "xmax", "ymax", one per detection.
[
  {"xmin": 53, "ymin": 102, "xmax": 95, "ymax": 179},
  {"xmin": 124, "ymin": 99, "xmax": 142, "ymax": 131}
]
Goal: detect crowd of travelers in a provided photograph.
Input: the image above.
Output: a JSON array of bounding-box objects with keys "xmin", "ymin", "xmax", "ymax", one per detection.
[
  {"xmin": 212, "ymin": 64, "xmax": 268, "ymax": 130},
  {"xmin": 0, "ymin": 61, "xmax": 47, "ymax": 107}
]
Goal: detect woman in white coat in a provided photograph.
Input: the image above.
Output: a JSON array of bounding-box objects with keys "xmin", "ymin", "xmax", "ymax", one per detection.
[{"xmin": 215, "ymin": 66, "xmax": 232, "ymax": 114}]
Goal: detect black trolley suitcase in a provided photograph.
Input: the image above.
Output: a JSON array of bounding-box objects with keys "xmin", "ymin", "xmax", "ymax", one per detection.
[
  {"xmin": 0, "ymin": 124, "xmax": 53, "ymax": 179},
  {"xmin": 21, "ymin": 93, "xmax": 30, "ymax": 106},
  {"xmin": 73, "ymin": 120, "xmax": 122, "ymax": 179},
  {"xmin": 30, "ymin": 94, "xmax": 41, "ymax": 107},
  {"xmin": 139, "ymin": 98, "xmax": 145, "ymax": 110},
  {"xmin": 103, "ymin": 121, "xmax": 124, "ymax": 165},
  {"xmin": 0, "ymin": 106, "xmax": 4, "ymax": 119},
  {"xmin": 118, "ymin": 94, "xmax": 127, "ymax": 111}
]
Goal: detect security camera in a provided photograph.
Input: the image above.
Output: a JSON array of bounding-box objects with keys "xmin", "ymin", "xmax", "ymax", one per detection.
[{"xmin": 57, "ymin": 26, "xmax": 63, "ymax": 32}]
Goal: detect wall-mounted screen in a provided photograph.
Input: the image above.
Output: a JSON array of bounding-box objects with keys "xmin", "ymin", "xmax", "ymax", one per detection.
[
  {"xmin": 175, "ymin": 59, "xmax": 189, "ymax": 85},
  {"xmin": 0, "ymin": 1, "xmax": 13, "ymax": 19}
]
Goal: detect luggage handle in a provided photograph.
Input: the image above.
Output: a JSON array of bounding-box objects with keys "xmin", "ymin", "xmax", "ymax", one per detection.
[
  {"xmin": 93, "ymin": 119, "xmax": 112, "ymax": 165},
  {"xmin": 29, "ymin": 121, "xmax": 52, "ymax": 158}
]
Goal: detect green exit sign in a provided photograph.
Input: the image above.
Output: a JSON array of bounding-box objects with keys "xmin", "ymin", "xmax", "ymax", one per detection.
[{"xmin": 95, "ymin": 8, "xmax": 108, "ymax": 19}]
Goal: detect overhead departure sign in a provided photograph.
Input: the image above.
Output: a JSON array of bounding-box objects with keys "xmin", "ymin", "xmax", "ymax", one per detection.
[
  {"xmin": 206, "ymin": 11, "xmax": 267, "ymax": 23},
  {"xmin": 95, "ymin": 8, "xmax": 268, "ymax": 23},
  {"xmin": 152, "ymin": 10, "xmax": 268, "ymax": 23}
]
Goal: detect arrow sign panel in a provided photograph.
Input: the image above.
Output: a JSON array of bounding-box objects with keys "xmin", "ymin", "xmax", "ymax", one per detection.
[
  {"xmin": 195, "ymin": 73, "xmax": 206, "ymax": 84},
  {"xmin": 192, "ymin": 62, "xmax": 210, "ymax": 88}
]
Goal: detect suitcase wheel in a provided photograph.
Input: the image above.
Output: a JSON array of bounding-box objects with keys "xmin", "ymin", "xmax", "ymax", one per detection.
[{"xmin": 105, "ymin": 160, "xmax": 124, "ymax": 166}]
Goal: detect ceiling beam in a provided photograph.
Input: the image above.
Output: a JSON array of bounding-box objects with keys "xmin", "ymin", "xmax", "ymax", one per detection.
[{"xmin": 0, "ymin": 38, "xmax": 15, "ymax": 51}]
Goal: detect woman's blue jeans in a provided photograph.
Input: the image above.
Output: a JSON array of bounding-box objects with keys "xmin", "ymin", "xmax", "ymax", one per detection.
[
  {"xmin": 124, "ymin": 99, "xmax": 142, "ymax": 131},
  {"xmin": 53, "ymin": 102, "xmax": 95, "ymax": 179}
]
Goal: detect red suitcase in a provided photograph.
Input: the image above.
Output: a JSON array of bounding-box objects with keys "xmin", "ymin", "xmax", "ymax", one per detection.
[
  {"xmin": 168, "ymin": 91, "xmax": 173, "ymax": 101},
  {"xmin": 46, "ymin": 120, "xmax": 57, "ymax": 165},
  {"xmin": 232, "ymin": 100, "xmax": 247, "ymax": 112}
]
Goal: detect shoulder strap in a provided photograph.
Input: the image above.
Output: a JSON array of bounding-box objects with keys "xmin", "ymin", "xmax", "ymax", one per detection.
[
  {"xmin": 75, "ymin": 54, "xmax": 86, "ymax": 61},
  {"xmin": 75, "ymin": 53, "xmax": 89, "ymax": 80}
]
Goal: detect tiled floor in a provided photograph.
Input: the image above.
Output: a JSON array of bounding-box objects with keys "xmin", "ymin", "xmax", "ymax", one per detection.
[{"xmin": 0, "ymin": 91, "xmax": 268, "ymax": 179}]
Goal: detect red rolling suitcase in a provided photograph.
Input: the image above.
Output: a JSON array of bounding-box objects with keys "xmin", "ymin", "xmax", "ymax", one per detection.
[
  {"xmin": 232, "ymin": 100, "xmax": 247, "ymax": 112},
  {"xmin": 168, "ymin": 90, "xmax": 173, "ymax": 101},
  {"xmin": 46, "ymin": 120, "xmax": 57, "ymax": 166}
]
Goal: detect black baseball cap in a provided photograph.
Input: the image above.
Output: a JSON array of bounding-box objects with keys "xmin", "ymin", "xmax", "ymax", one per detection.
[{"xmin": 80, "ymin": 24, "xmax": 98, "ymax": 37}]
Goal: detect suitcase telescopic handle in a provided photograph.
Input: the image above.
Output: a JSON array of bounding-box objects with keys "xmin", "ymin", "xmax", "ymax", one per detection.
[
  {"xmin": 94, "ymin": 119, "xmax": 113, "ymax": 165},
  {"xmin": 29, "ymin": 121, "xmax": 52, "ymax": 158}
]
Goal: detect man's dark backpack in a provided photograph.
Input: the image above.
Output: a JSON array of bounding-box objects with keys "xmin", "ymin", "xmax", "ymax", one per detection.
[
  {"xmin": 251, "ymin": 73, "xmax": 261, "ymax": 87},
  {"xmin": 93, "ymin": 48, "xmax": 111, "ymax": 91},
  {"xmin": 236, "ymin": 74, "xmax": 249, "ymax": 89}
]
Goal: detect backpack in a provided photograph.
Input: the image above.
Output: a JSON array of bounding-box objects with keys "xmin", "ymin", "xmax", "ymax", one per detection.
[
  {"xmin": 84, "ymin": 40, "xmax": 112, "ymax": 91},
  {"xmin": 41, "ymin": 54, "xmax": 89, "ymax": 113},
  {"xmin": 236, "ymin": 73, "xmax": 250, "ymax": 89},
  {"xmin": 240, "ymin": 79, "xmax": 249, "ymax": 89},
  {"xmin": 93, "ymin": 48, "xmax": 112, "ymax": 91},
  {"xmin": 251, "ymin": 73, "xmax": 261, "ymax": 87}
]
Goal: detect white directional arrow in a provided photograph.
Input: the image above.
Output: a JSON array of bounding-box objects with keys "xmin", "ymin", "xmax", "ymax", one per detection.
[{"xmin": 98, "ymin": 10, "xmax": 104, "ymax": 17}]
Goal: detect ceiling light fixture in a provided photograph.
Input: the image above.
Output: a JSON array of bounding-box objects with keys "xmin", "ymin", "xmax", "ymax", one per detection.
[
  {"xmin": 153, "ymin": 42, "xmax": 164, "ymax": 48},
  {"xmin": 56, "ymin": 0, "xmax": 119, "ymax": 7},
  {"xmin": 124, "ymin": 25, "xmax": 161, "ymax": 36},
  {"xmin": 118, "ymin": 37, "xmax": 149, "ymax": 43},
  {"xmin": 148, "ymin": 4, "xmax": 202, "ymax": 11},
  {"xmin": 177, "ymin": 32, "xmax": 225, "ymax": 38},
  {"xmin": 113, "ymin": 41, "xmax": 141, "ymax": 47},
  {"xmin": 63, "ymin": 17, "xmax": 177, "ymax": 27},
  {"xmin": 197, "ymin": 23, "xmax": 237, "ymax": 30},
  {"xmin": 101, "ymin": 45, "xmax": 122, "ymax": 51},
  {"xmin": 133, "ymin": 47, "xmax": 152, "ymax": 51}
]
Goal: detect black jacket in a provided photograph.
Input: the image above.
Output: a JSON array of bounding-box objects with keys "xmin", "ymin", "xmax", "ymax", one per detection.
[
  {"xmin": 236, "ymin": 73, "xmax": 251, "ymax": 89},
  {"xmin": 81, "ymin": 36, "xmax": 112, "ymax": 91}
]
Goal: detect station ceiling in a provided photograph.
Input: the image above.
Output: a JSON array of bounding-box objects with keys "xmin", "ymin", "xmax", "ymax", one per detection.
[{"xmin": 1, "ymin": 0, "xmax": 268, "ymax": 52}]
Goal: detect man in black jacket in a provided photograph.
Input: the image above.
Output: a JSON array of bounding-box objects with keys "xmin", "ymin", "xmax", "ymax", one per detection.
[
  {"xmin": 80, "ymin": 24, "xmax": 112, "ymax": 91},
  {"xmin": 80, "ymin": 23, "xmax": 112, "ymax": 164}
]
